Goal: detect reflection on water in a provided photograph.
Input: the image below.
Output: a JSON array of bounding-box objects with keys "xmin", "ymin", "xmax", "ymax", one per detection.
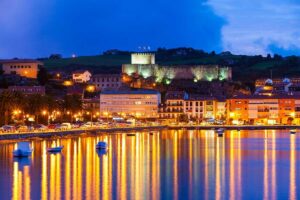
[{"xmin": 0, "ymin": 130, "xmax": 300, "ymax": 200}]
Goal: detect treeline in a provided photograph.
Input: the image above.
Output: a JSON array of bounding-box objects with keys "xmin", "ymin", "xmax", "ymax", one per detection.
[{"xmin": 0, "ymin": 91, "xmax": 82, "ymax": 125}]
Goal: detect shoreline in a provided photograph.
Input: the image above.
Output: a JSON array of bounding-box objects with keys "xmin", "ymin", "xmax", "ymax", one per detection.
[{"xmin": 0, "ymin": 125, "xmax": 299, "ymax": 140}]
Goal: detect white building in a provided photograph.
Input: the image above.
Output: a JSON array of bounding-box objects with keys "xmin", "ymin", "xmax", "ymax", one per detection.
[
  {"xmin": 100, "ymin": 89, "xmax": 161, "ymax": 118},
  {"xmin": 72, "ymin": 70, "xmax": 92, "ymax": 83},
  {"xmin": 184, "ymin": 98, "xmax": 217, "ymax": 119}
]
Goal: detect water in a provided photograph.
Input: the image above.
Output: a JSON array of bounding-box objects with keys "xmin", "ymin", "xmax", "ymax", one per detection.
[{"xmin": 0, "ymin": 129, "xmax": 299, "ymax": 200}]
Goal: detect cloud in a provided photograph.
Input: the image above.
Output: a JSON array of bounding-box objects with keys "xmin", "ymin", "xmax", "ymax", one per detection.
[{"xmin": 206, "ymin": 0, "xmax": 300, "ymax": 55}]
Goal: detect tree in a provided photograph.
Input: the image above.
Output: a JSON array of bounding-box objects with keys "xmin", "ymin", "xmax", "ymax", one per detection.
[
  {"xmin": 49, "ymin": 54, "xmax": 62, "ymax": 59},
  {"xmin": 177, "ymin": 114, "xmax": 189, "ymax": 123},
  {"xmin": 63, "ymin": 94, "xmax": 82, "ymax": 114},
  {"xmin": 25, "ymin": 94, "xmax": 46, "ymax": 123},
  {"xmin": 0, "ymin": 91, "xmax": 25, "ymax": 125},
  {"xmin": 37, "ymin": 67, "xmax": 49, "ymax": 85}
]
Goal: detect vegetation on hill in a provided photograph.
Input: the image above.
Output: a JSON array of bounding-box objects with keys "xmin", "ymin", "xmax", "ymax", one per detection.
[{"xmin": 40, "ymin": 48, "xmax": 300, "ymax": 82}]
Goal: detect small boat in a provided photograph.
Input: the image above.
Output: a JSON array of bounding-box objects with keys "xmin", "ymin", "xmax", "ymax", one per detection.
[
  {"xmin": 47, "ymin": 146, "xmax": 64, "ymax": 153},
  {"xmin": 127, "ymin": 133, "xmax": 136, "ymax": 137},
  {"xmin": 97, "ymin": 148, "xmax": 108, "ymax": 156},
  {"xmin": 96, "ymin": 141, "xmax": 108, "ymax": 149},
  {"xmin": 290, "ymin": 129, "xmax": 296, "ymax": 134},
  {"xmin": 216, "ymin": 128, "xmax": 225, "ymax": 137},
  {"xmin": 13, "ymin": 142, "xmax": 33, "ymax": 157}
]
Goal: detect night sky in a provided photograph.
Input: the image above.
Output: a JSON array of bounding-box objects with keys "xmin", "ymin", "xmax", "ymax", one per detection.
[{"xmin": 1, "ymin": 0, "xmax": 300, "ymax": 58}]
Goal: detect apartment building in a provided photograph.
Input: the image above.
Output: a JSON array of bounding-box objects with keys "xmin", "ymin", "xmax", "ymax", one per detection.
[{"xmin": 227, "ymin": 95, "xmax": 300, "ymax": 125}]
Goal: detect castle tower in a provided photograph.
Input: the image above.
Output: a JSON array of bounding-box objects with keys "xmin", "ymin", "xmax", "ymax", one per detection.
[{"xmin": 131, "ymin": 53, "xmax": 155, "ymax": 65}]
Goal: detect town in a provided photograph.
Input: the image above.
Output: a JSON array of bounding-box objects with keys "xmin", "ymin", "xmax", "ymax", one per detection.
[{"xmin": 0, "ymin": 48, "xmax": 300, "ymax": 134}]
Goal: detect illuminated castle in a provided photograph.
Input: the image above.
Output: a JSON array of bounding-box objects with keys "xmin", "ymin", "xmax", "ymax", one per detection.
[{"xmin": 122, "ymin": 53, "xmax": 232, "ymax": 83}]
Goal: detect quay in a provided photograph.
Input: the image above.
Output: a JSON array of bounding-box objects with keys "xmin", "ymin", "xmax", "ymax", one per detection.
[{"xmin": 1, "ymin": 125, "xmax": 300, "ymax": 140}]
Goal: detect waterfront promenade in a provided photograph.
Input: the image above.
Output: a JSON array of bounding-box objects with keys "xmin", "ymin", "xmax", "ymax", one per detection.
[{"xmin": 1, "ymin": 124, "xmax": 300, "ymax": 140}]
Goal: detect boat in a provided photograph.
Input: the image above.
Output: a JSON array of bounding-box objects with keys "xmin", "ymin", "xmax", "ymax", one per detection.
[
  {"xmin": 47, "ymin": 146, "xmax": 64, "ymax": 153},
  {"xmin": 290, "ymin": 129, "xmax": 296, "ymax": 134},
  {"xmin": 216, "ymin": 128, "xmax": 225, "ymax": 137},
  {"xmin": 13, "ymin": 142, "xmax": 33, "ymax": 157},
  {"xmin": 127, "ymin": 133, "xmax": 136, "ymax": 137},
  {"xmin": 96, "ymin": 141, "xmax": 108, "ymax": 149},
  {"xmin": 97, "ymin": 148, "xmax": 108, "ymax": 156}
]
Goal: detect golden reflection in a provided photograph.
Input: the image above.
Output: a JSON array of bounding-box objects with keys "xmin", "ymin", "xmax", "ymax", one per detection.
[
  {"xmin": 101, "ymin": 136, "xmax": 109, "ymax": 200},
  {"xmin": 215, "ymin": 135, "xmax": 225, "ymax": 200},
  {"xmin": 271, "ymin": 131, "xmax": 276, "ymax": 200},
  {"xmin": 204, "ymin": 131, "xmax": 209, "ymax": 200},
  {"xmin": 289, "ymin": 134, "xmax": 296, "ymax": 200},
  {"xmin": 152, "ymin": 132, "xmax": 160, "ymax": 200},
  {"xmin": 229, "ymin": 131, "xmax": 235, "ymax": 200},
  {"xmin": 173, "ymin": 130, "xmax": 178, "ymax": 200},
  {"xmin": 24, "ymin": 166, "xmax": 31, "ymax": 200},
  {"xmin": 12, "ymin": 162, "xmax": 19, "ymax": 200},
  {"xmin": 12, "ymin": 160, "xmax": 31, "ymax": 200},
  {"xmin": 237, "ymin": 130, "xmax": 242, "ymax": 200},
  {"xmin": 86, "ymin": 138, "xmax": 92, "ymax": 200},
  {"xmin": 77, "ymin": 138, "xmax": 82, "ymax": 200},
  {"xmin": 188, "ymin": 130, "xmax": 193, "ymax": 198},
  {"xmin": 72, "ymin": 141, "xmax": 77, "ymax": 199},
  {"xmin": 263, "ymin": 130, "xmax": 269, "ymax": 200},
  {"xmin": 65, "ymin": 140, "xmax": 71, "ymax": 200},
  {"xmin": 41, "ymin": 141, "xmax": 47, "ymax": 200},
  {"xmin": 121, "ymin": 134, "xmax": 127, "ymax": 200}
]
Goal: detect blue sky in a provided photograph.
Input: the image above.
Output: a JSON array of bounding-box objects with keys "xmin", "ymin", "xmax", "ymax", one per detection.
[{"xmin": 0, "ymin": 0, "xmax": 300, "ymax": 58}]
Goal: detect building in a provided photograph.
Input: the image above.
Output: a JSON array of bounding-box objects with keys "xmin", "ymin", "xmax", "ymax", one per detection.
[
  {"xmin": 227, "ymin": 95, "xmax": 300, "ymax": 125},
  {"xmin": 131, "ymin": 53, "xmax": 155, "ymax": 64},
  {"xmin": 72, "ymin": 70, "xmax": 92, "ymax": 83},
  {"xmin": 100, "ymin": 89, "xmax": 161, "ymax": 119},
  {"xmin": 159, "ymin": 91, "xmax": 225, "ymax": 122},
  {"xmin": 183, "ymin": 96, "xmax": 218, "ymax": 120},
  {"xmin": 0, "ymin": 59, "xmax": 42, "ymax": 79},
  {"xmin": 83, "ymin": 96, "xmax": 100, "ymax": 113},
  {"xmin": 255, "ymin": 78, "xmax": 300, "ymax": 96},
  {"xmin": 89, "ymin": 74, "xmax": 122, "ymax": 91},
  {"xmin": 159, "ymin": 91, "xmax": 187, "ymax": 120},
  {"xmin": 122, "ymin": 53, "xmax": 232, "ymax": 83},
  {"xmin": 7, "ymin": 86, "xmax": 46, "ymax": 95}
]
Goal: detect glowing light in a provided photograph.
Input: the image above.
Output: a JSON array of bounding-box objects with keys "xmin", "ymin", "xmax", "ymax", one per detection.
[
  {"xmin": 290, "ymin": 112, "xmax": 295, "ymax": 118},
  {"xmin": 86, "ymin": 85, "xmax": 95, "ymax": 92},
  {"xmin": 63, "ymin": 80, "xmax": 73, "ymax": 86}
]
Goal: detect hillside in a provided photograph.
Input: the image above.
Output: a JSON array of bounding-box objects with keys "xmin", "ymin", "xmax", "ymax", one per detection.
[{"xmin": 40, "ymin": 48, "xmax": 300, "ymax": 82}]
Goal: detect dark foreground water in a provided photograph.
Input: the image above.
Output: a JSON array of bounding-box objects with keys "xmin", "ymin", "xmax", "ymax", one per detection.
[{"xmin": 0, "ymin": 129, "xmax": 300, "ymax": 200}]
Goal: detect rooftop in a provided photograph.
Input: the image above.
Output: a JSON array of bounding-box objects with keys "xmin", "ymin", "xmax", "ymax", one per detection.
[
  {"xmin": 72, "ymin": 70, "xmax": 90, "ymax": 74},
  {"xmin": 0, "ymin": 59, "xmax": 43, "ymax": 64},
  {"xmin": 101, "ymin": 89, "xmax": 159, "ymax": 95},
  {"xmin": 229, "ymin": 94, "xmax": 300, "ymax": 100}
]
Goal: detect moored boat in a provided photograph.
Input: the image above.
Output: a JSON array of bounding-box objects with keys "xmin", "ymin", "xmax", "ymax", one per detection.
[
  {"xmin": 290, "ymin": 129, "xmax": 296, "ymax": 134},
  {"xmin": 47, "ymin": 146, "xmax": 64, "ymax": 153},
  {"xmin": 96, "ymin": 141, "xmax": 108, "ymax": 149},
  {"xmin": 216, "ymin": 128, "xmax": 225, "ymax": 137},
  {"xmin": 13, "ymin": 142, "xmax": 33, "ymax": 157}
]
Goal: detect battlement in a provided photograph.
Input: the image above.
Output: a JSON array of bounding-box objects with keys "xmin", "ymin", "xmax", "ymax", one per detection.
[{"xmin": 131, "ymin": 53, "xmax": 155, "ymax": 65}]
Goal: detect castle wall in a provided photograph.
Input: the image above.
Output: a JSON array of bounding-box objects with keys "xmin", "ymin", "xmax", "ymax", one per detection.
[{"xmin": 122, "ymin": 64, "xmax": 232, "ymax": 82}]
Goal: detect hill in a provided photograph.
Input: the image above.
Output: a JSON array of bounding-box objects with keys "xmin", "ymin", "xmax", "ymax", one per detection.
[{"xmin": 40, "ymin": 48, "xmax": 300, "ymax": 82}]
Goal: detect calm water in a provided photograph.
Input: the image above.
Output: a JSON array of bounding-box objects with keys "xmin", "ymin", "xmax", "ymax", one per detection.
[{"xmin": 0, "ymin": 130, "xmax": 300, "ymax": 200}]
